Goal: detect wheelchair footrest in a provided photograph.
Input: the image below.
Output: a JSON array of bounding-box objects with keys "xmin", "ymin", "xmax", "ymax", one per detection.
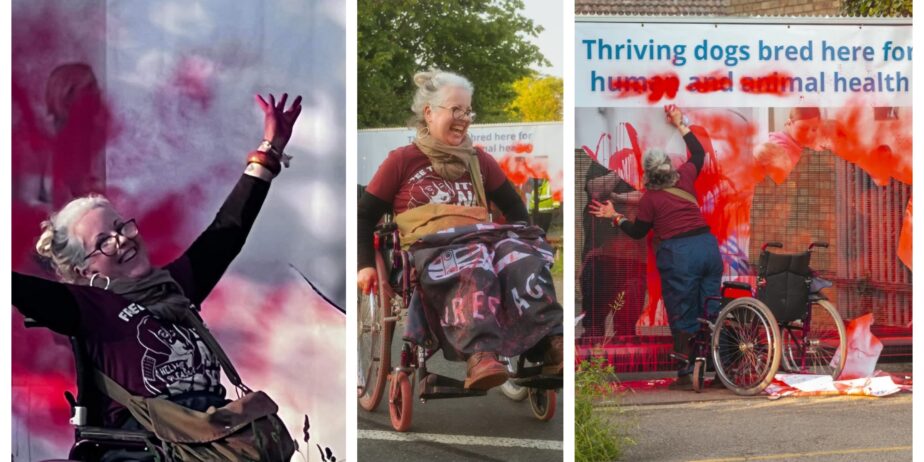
[
  {"xmin": 669, "ymin": 352, "xmax": 689, "ymax": 363},
  {"xmin": 511, "ymin": 375, "xmax": 562, "ymax": 390},
  {"xmin": 418, "ymin": 373, "xmax": 487, "ymax": 400},
  {"xmin": 76, "ymin": 426, "xmax": 157, "ymax": 444}
]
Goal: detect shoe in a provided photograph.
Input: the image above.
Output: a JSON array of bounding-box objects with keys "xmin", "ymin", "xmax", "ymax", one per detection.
[
  {"xmin": 541, "ymin": 335, "xmax": 564, "ymax": 376},
  {"xmin": 668, "ymin": 374, "xmax": 693, "ymax": 390},
  {"xmin": 464, "ymin": 352, "xmax": 508, "ymax": 390}
]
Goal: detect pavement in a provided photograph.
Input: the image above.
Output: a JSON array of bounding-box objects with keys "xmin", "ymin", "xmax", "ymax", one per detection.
[
  {"xmin": 600, "ymin": 364, "xmax": 913, "ymax": 462},
  {"xmin": 358, "ymin": 320, "xmax": 564, "ymax": 461}
]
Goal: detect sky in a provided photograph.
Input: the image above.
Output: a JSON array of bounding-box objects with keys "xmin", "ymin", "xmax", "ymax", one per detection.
[{"xmin": 522, "ymin": 0, "xmax": 563, "ymax": 77}]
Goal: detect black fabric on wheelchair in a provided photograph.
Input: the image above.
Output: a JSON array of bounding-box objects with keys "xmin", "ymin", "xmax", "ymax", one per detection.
[{"xmin": 756, "ymin": 250, "xmax": 811, "ymax": 323}]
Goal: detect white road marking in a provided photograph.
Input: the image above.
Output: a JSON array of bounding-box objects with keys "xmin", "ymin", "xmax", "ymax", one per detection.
[{"xmin": 358, "ymin": 430, "xmax": 562, "ymax": 451}]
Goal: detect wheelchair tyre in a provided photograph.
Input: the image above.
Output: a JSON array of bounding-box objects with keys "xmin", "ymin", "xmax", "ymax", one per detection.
[
  {"xmin": 711, "ymin": 298, "xmax": 781, "ymax": 396},
  {"xmin": 781, "ymin": 300, "xmax": 846, "ymax": 379},
  {"xmin": 358, "ymin": 255, "xmax": 397, "ymax": 412},
  {"xmin": 500, "ymin": 356, "xmax": 529, "ymax": 401},
  {"xmin": 691, "ymin": 359, "xmax": 705, "ymax": 393},
  {"xmin": 528, "ymin": 388, "xmax": 556, "ymax": 422},
  {"xmin": 389, "ymin": 370, "xmax": 413, "ymax": 432}
]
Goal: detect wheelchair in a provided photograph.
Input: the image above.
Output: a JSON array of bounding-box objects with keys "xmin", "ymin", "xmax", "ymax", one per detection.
[
  {"xmin": 673, "ymin": 242, "xmax": 847, "ymax": 395},
  {"xmin": 23, "ymin": 320, "xmax": 167, "ymax": 461},
  {"xmin": 357, "ymin": 218, "xmax": 562, "ymax": 432}
]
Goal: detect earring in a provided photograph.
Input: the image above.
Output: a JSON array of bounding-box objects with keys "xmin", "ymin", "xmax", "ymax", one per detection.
[
  {"xmin": 89, "ymin": 273, "xmax": 111, "ymax": 290},
  {"xmin": 419, "ymin": 126, "xmax": 430, "ymax": 138}
]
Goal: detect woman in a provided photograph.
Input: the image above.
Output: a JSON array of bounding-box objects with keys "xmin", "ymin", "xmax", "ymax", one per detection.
[
  {"xmin": 589, "ymin": 106, "xmax": 723, "ymax": 388},
  {"xmin": 12, "ymin": 93, "xmax": 301, "ymax": 454},
  {"xmin": 357, "ymin": 70, "xmax": 563, "ymax": 390}
]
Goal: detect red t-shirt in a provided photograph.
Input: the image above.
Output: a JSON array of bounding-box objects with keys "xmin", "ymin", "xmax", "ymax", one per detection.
[
  {"xmin": 365, "ymin": 144, "xmax": 508, "ymax": 214},
  {"xmin": 636, "ymin": 162, "xmax": 708, "ymax": 240}
]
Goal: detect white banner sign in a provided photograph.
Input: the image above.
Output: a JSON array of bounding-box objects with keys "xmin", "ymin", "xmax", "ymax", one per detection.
[
  {"xmin": 358, "ymin": 122, "xmax": 563, "ymax": 185},
  {"xmin": 576, "ymin": 20, "xmax": 912, "ymax": 108}
]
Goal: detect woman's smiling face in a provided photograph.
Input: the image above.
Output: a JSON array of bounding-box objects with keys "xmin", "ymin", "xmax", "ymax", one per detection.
[
  {"xmin": 73, "ymin": 205, "xmax": 152, "ymax": 281},
  {"xmin": 424, "ymin": 86, "xmax": 473, "ymax": 146}
]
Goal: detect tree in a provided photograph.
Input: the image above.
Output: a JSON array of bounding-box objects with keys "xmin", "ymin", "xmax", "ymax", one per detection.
[
  {"xmin": 842, "ymin": 0, "xmax": 911, "ymax": 17},
  {"xmin": 506, "ymin": 74, "xmax": 563, "ymax": 122},
  {"xmin": 358, "ymin": 0, "xmax": 549, "ymax": 128}
]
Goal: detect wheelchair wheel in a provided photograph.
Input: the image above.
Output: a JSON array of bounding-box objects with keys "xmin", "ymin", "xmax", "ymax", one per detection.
[
  {"xmin": 528, "ymin": 388, "xmax": 556, "ymax": 421},
  {"xmin": 691, "ymin": 359, "xmax": 705, "ymax": 393},
  {"xmin": 712, "ymin": 298, "xmax": 781, "ymax": 396},
  {"xmin": 500, "ymin": 356, "xmax": 528, "ymax": 401},
  {"xmin": 358, "ymin": 257, "xmax": 396, "ymax": 412},
  {"xmin": 389, "ymin": 370, "xmax": 413, "ymax": 432},
  {"xmin": 781, "ymin": 300, "xmax": 847, "ymax": 379}
]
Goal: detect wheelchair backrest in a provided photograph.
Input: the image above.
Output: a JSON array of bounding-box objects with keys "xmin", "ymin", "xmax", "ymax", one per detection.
[{"xmin": 756, "ymin": 250, "xmax": 811, "ymax": 323}]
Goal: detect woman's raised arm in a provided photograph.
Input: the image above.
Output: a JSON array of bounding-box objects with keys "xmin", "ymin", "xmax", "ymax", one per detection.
[{"xmin": 175, "ymin": 93, "xmax": 302, "ymax": 303}]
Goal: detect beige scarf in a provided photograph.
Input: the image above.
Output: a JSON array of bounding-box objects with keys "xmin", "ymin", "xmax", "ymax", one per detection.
[{"xmin": 414, "ymin": 131, "xmax": 486, "ymax": 207}]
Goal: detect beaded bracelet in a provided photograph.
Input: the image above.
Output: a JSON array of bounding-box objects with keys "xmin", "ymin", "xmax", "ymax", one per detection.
[{"xmin": 246, "ymin": 150, "xmax": 281, "ymax": 176}]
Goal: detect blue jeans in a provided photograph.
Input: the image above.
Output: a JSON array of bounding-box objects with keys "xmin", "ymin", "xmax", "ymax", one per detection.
[{"xmin": 656, "ymin": 233, "xmax": 723, "ymax": 375}]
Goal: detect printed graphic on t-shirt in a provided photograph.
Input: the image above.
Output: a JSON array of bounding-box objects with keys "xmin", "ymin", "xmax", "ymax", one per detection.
[
  {"xmin": 406, "ymin": 166, "xmax": 477, "ymax": 208},
  {"xmin": 136, "ymin": 315, "xmax": 220, "ymax": 395}
]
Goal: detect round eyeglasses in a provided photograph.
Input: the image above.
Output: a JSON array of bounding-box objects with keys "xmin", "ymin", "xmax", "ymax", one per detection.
[
  {"xmin": 438, "ymin": 105, "xmax": 476, "ymax": 121},
  {"xmin": 84, "ymin": 219, "xmax": 139, "ymax": 259}
]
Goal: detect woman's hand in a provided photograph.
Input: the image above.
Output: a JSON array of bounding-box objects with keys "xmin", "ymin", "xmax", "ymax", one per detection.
[
  {"xmin": 256, "ymin": 93, "xmax": 302, "ymax": 152},
  {"xmin": 358, "ymin": 267, "xmax": 377, "ymax": 295},
  {"xmin": 664, "ymin": 104, "xmax": 690, "ymax": 135},
  {"xmin": 588, "ymin": 199, "xmax": 618, "ymax": 219}
]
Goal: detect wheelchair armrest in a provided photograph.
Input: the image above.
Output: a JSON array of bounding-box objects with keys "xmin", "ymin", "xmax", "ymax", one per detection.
[
  {"xmin": 722, "ymin": 281, "xmax": 752, "ymax": 292},
  {"xmin": 761, "ymin": 242, "xmax": 783, "ymax": 251},
  {"xmin": 76, "ymin": 426, "xmax": 157, "ymax": 444}
]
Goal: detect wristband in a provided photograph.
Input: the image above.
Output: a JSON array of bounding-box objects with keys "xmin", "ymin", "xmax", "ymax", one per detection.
[
  {"xmin": 258, "ymin": 139, "xmax": 293, "ymax": 168},
  {"xmin": 246, "ymin": 150, "xmax": 281, "ymax": 176}
]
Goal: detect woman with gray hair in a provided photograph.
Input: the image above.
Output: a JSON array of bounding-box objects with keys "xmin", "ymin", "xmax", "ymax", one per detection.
[
  {"xmin": 589, "ymin": 105, "xmax": 723, "ymax": 389},
  {"xmin": 12, "ymin": 93, "xmax": 302, "ymax": 455},
  {"xmin": 357, "ymin": 69, "xmax": 563, "ymax": 391}
]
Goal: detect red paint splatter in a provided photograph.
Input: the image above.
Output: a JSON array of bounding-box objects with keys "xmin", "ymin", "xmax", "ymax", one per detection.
[
  {"xmin": 170, "ymin": 55, "xmax": 217, "ymax": 110},
  {"xmin": 608, "ymin": 72, "xmax": 680, "ymax": 103},
  {"xmin": 498, "ymin": 143, "xmax": 549, "ymax": 186},
  {"xmin": 686, "ymin": 71, "xmax": 733, "ymax": 94},
  {"xmin": 739, "ymin": 71, "xmax": 795, "ymax": 95},
  {"xmin": 898, "ymin": 199, "xmax": 911, "ymax": 271},
  {"xmin": 825, "ymin": 103, "xmax": 912, "ymax": 187}
]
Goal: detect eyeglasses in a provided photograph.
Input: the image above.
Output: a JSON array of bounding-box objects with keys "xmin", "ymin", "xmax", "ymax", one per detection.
[
  {"xmin": 84, "ymin": 219, "xmax": 139, "ymax": 260},
  {"xmin": 437, "ymin": 105, "xmax": 476, "ymax": 121}
]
